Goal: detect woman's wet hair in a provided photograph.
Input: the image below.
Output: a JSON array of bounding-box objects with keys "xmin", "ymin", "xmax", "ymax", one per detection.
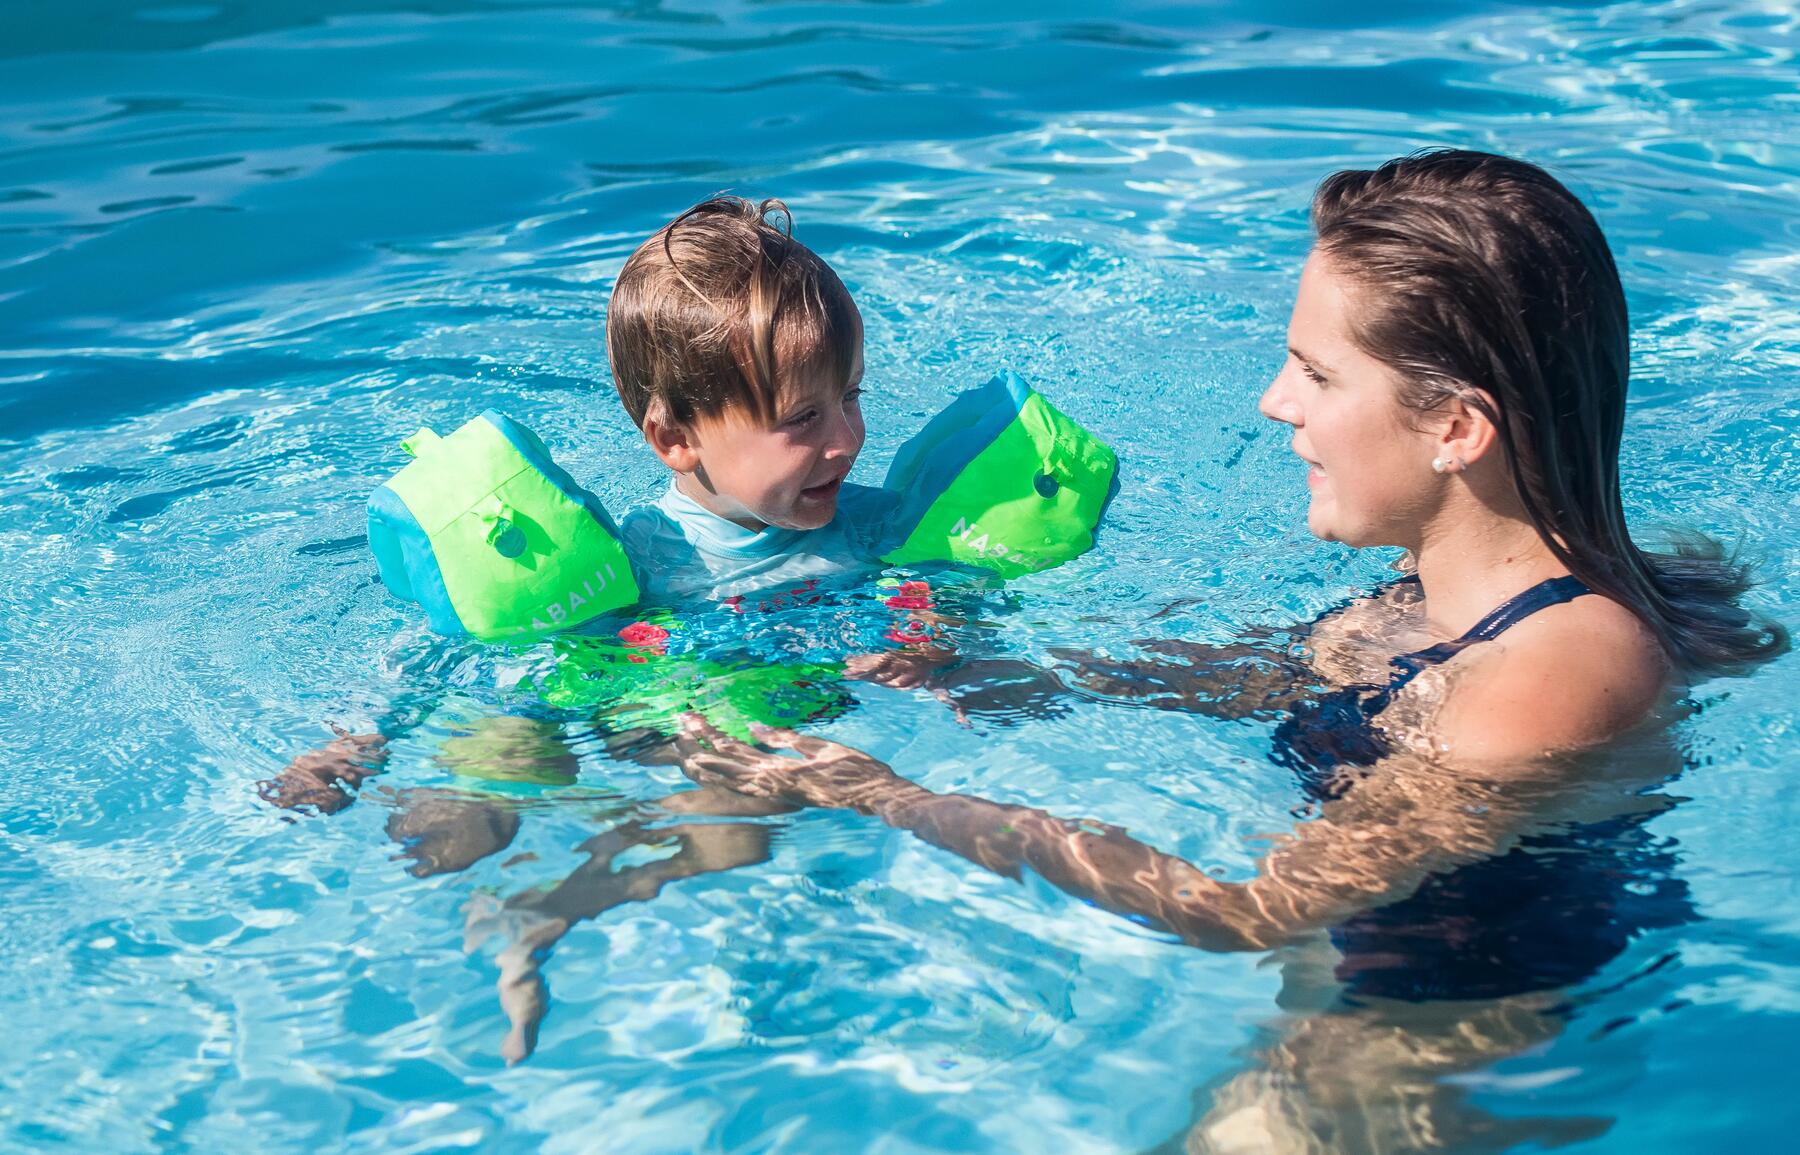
[
  {"xmin": 607, "ymin": 194, "xmax": 860, "ymax": 428},
  {"xmin": 1312, "ymin": 148, "xmax": 1786, "ymax": 674}
]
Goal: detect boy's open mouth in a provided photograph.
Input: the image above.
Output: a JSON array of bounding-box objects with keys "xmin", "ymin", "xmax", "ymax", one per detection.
[{"xmin": 800, "ymin": 474, "xmax": 846, "ymax": 501}]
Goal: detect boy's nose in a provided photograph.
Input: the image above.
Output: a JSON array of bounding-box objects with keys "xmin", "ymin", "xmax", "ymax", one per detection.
[{"xmin": 821, "ymin": 408, "xmax": 863, "ymax": 459}]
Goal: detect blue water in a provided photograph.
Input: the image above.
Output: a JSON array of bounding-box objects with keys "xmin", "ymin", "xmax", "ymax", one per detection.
[{"xmin": 4, "ymin": 1, "xmax": 1797, "ymax": 1150}]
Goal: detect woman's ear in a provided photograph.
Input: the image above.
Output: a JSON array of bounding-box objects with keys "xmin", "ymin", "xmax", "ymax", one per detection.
[
  {"xmin": 1434, "ymin": 387, "xmax": 1500, "ymax": 473},
  {"xmin": 642, "ymin": 400, "xmax": 703, "ymax": 474}
]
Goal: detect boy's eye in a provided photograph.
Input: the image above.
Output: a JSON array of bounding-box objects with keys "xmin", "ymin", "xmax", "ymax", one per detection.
[
  {"xmin": 784, "ymin": 409, "xmax": 818, "ymax": 428},
  {"xmin": 845, "ymin": 386, "xmax": 865, "ymax": 403}
]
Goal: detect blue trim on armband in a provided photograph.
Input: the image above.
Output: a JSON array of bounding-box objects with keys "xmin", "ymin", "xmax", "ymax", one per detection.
[
  {"xmin": 1092, "ymin": 464, "xmax": 1122, "ymax": 546},
  {"xmin": 481, "ymin": 410, "xmax": 625, "ymax": 538},
  {"xmin": 882, "ymin": 371, "xmax": 1030, "ymax": 544},
  {"xmin": 367, "ymin": 485, "xmax": 414, "ymax": 603},
  {"xmin": 368, "ymin": 483, "xmax": 466, "ymax": 635}
]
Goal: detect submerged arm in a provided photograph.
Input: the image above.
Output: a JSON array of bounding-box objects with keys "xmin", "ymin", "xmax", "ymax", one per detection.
[
  {"xmin": 1048, "ymin": 637, "xmax": 1323, "ymax": 722},
  {"xmin": 258, "ymin": 728, "xmax": 391, "ymax": 814},
  {"xmin": 679, "ymin": 717, "xmax": 1576, "ymax": 952}
]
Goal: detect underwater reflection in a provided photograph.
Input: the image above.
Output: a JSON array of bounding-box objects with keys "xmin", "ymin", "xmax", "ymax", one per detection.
[
  {"xmin": 265, "ymin": 702, "xmax": 803, "ymax": 1063},
  {"xmin": 266, "ymin": 610, "xmax": 1699, "ymax": 1146},
  {"xmin": 1176, "ymin": 975, "xmax": 1604, "ymax": 1154},
  {"xmin": 1029, "ymin": 638, "xmax": 1697, "ymax": 1154},
  {"xmin": 667, "ymin": 623, "xmax": 1702, "ymax": 1153}
]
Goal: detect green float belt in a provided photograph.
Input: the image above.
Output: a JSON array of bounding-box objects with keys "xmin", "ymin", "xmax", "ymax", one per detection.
[{"xmin": 541, "ymin": 633, "xmax": 852, "ymax": 743}]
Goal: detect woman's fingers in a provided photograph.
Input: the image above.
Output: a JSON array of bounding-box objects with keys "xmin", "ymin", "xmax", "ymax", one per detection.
[
  {"xmin": 679, "ymin": 712, "xmax": 737, "ymax": 751},
  {"xmin": 679, "ymin": 750, "xmax": 748, "ymax": 790},
  {"xmin": 683, "ymin": 714, "xmax": 838, "ymax": 761},
  {"xmin": 746, "ymin": 724, "xmax": 843, "ymax": 760},
  {"xmin": 746, "ymin": 722, "xmax": 803, "ymax": 748}
]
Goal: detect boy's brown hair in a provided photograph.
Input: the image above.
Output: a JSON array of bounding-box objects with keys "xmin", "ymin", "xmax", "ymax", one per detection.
[{"xmin": 606, "ymin": 196, "xmax": 860, "ymax": 429}]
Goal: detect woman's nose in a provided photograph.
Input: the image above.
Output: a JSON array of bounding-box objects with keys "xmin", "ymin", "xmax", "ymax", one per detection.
[{"xmin": 1259, "ymin": 375, "xmax": 1300, "ymax": 426}]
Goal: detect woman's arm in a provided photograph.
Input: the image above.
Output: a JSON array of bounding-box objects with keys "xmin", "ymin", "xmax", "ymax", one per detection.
[
  {"xmin": 1045, "ymin": 586, "xmax": 1409, "ymax": 721},
  {"xmin": 1048, "ymin": 638, "xmax": 1322, "ymax": 721},
  {"xmin": 677, "ymin": 717, "xmax": 1582, "ymax": 952}
]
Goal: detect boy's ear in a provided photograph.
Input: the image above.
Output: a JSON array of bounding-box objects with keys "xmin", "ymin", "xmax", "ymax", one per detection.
[{"xmin": 641, "ymin": 400, "xmax": 703, "ymax": 473}]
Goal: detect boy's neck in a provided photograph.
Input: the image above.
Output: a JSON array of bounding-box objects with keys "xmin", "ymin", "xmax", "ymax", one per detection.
[{"xmin": 675, "ymin": 472, "xmax": 768, "ymax": 533}]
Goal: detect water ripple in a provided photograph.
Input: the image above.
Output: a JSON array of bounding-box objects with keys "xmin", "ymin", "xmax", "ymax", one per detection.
[{"xmin": 2, "ymin": 0, "xmax": 1798, "ymax": 1151}]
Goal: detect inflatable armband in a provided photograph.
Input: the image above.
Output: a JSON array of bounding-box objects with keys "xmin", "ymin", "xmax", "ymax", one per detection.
[
  {"xmin": 881, "ymin": 372, "xmax": 1116, "ymax": 578},
  {"xmin": 541, "ymin": 619, "xmax": 852, "ymax": 742},
  {"xmin": 368, "ymin": 411, "xmax": 639, "ymax": 642}
]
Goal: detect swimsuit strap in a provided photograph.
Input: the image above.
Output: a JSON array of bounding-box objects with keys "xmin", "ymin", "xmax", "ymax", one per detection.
[
  {"xmin": 1457, "ymin": 574, "xmax": 1592, "ymax": 644},
  {"xmin": 1387, "ymin": 574, "xmax": 1592, "ymax": 689},
  {"xmin": 1279, "ymin": 573, "xmax": 1597, "ymax": 786}
]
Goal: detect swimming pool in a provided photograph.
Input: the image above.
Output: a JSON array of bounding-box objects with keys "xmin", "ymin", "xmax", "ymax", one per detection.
[{"xmin": 3, "ymin": 0, "xmax": 1797, "ymax": 1149}]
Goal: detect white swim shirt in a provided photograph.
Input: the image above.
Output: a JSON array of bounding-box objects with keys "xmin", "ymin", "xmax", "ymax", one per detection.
[{"xmin": 618, "ymin": 479, "xmax": 896, "ymax": 607}]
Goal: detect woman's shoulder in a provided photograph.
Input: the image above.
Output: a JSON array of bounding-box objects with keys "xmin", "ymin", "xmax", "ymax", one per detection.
[
  {"xmin": 1307, "ymin": 579, "xmax": 1431, "ymax": 683},
  {"xmin": 1422, "ymin": 593, "xmax": 1669, "ymax": 765}
]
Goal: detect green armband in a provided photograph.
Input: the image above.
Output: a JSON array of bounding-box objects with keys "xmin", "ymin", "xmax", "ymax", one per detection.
[
  {"xmin": 367, "ymin": 411, "xmax": 640, "ymax": 642},
  {"xmin": 881, "ymin": 372, "xmax": 1117, "ymax": 577}
]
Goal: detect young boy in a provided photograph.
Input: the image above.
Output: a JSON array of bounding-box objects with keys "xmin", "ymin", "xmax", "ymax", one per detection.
[
  {"xmin": 606, "ymin": 194, "xmax": 897, "ymax": 607},
  {"xmin": 265, "ymin": 197, "xmax": 995, "ymax": 1062}
]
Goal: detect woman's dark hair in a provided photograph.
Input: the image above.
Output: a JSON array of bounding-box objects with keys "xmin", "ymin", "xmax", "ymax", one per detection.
[
  {"xmin": 1311, "ymin": 148, "xmax": 1785, "ymax": 674},
  {"xmin": 607, "ymin": 195, "xmax": 860, "ymax": 428}
]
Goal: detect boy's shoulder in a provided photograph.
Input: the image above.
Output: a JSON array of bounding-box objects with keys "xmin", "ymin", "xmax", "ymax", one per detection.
[{"xmin": 617, "ymin": 484, "xmax": 681, "ymax": 542}]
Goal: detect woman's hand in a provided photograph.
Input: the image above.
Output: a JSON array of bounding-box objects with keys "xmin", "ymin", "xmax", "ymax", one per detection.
[
  {"xmin": 842, "ymin": 647, "xmax": 951, "ymax": 690},
  {"xmin": 676, "ymin": 715, "xmax": 927, "ymax": 816}
]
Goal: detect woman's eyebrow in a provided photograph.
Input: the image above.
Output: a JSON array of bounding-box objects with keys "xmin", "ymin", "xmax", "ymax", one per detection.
[{"xmin": 1289, "ymin": 345, "xmax": 1336, "ymax": 375}]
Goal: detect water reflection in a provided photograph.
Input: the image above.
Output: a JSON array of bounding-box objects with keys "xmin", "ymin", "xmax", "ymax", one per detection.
[
  {"xmin": 1044, "ymin": 624, "xmax": 1699, "ymax": 1152},
  {"xmin": 662, "ymin": 611, "xmax": 1704, "ymax": 1152}
]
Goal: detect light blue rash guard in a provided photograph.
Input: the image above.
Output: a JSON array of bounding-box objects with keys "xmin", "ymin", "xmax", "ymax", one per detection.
[{"xmin": 618, "ymin": 479, "xmax": 897, "ymax": 607}]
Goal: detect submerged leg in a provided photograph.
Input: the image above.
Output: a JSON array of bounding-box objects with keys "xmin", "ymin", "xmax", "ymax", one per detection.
[
  {"xmin": 384, "ymin": 787, "xmax": 522, "ymax": 877},
  {"xmin": 469, "ymin": 785, "xmax": 792, "ymax": 1063},
  {"xmin": 1183, "ymin": 969, "xmax": 1606, "ymax": 1155}
]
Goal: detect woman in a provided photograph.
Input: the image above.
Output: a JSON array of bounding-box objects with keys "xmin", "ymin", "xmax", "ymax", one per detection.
[{"xmin": 675, "ymin": 150, "xmax": 1785, "ymax": 1144}]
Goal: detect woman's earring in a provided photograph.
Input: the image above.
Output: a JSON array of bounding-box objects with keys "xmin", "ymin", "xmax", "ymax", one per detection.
[{"xmin": 1431, "ymin": 456, "xmax": 1447, "ymax": 474}]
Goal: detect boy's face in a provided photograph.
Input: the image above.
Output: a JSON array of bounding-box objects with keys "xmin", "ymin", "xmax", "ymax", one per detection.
[{"xmin": 659, "ymin": 335, "xmax": 867, "ymax": 532}]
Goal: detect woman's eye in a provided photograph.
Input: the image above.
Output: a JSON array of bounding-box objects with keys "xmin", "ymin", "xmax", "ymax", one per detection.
[{"xmin": 1300, "ymin": 363, "xmax": 1327, "ymax": 385}]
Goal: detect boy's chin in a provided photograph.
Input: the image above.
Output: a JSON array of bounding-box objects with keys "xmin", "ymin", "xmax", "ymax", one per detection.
[
  {"xmin": 776, "ymin": 504, "xmax": 836, "ymax": 531},
  {"xmin": 765, "ymin": 493, "xmax": 839, "ymax": 531}
]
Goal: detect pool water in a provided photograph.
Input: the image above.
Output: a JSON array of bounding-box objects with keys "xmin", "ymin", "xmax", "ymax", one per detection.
[{"xmin": 3, "ymin": 1, "xmax": 1797, "ymax": 1150}]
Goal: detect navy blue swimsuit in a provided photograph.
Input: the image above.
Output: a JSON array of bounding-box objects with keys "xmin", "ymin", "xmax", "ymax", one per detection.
[{"xmin": 1274, "ymin": 575, "xmax": 1693, "ymax": 1002}]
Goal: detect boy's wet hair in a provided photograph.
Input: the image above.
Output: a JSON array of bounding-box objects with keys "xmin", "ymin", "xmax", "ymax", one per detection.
[{"xmin": 607, "ymin": 195, "xmax": 861, "ymax": 428}]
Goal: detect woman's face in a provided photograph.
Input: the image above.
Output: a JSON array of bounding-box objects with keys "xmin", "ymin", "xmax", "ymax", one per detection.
[{"xmin": 1259, "ymin": 250, "xmax": 1443, "ymax": 548}]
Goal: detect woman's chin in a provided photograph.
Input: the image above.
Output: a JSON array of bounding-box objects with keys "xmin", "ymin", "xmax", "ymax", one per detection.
[{"xmin": 1305, "ymin": 503, "xmax": 1339, "ymax": 542}]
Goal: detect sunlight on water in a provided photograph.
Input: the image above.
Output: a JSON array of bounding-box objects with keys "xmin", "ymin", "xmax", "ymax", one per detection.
[{"xmin": 2, "ymin": 1, "xmax": 1796, "ymax": 1151}]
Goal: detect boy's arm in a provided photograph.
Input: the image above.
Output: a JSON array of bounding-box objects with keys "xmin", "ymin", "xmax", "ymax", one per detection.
[{"xmin": 258, "ymin": 728, "xmax": 390, "ymax": 815}]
